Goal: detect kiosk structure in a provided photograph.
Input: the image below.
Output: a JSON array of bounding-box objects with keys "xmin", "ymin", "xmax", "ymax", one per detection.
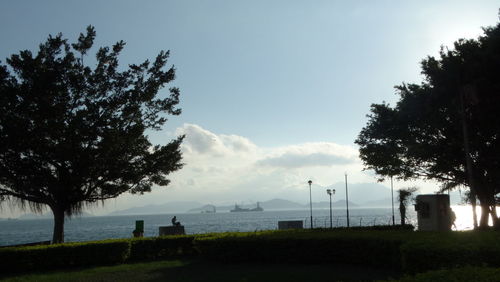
[
  {"xmin": 414, "ymin": 194, "xmax": 452, "ymax": 231},
  {"xmin": 133, "ymin": 220, "xmax": 144, "ymax": 237}
]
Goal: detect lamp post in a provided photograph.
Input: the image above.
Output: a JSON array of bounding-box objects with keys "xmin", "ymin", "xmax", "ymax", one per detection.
[
  {"xmin": 391, "ymin": 176, "xmax": 395, "ymax": 226},
  {"xmin": 327, "ymin": 189, "xmax": 335, "ymax": 228},
  {"xmin": 345, "ymin": 173, "xmax": 350, "ymax": 227},
  {"xmin": 308, "ymin": 180, "xmax": 313, "ymax": 229}
]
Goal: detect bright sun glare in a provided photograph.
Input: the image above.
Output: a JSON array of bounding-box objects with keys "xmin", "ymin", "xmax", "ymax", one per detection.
[{"xmin": 452, "ymin": 205, "xmax": 498, "ymax": 231}]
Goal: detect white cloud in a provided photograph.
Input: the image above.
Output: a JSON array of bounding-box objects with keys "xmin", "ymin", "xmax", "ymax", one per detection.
[
  {"xmin": 153, "ymin": 124, "xmax": 378, "ymax": 204},
  {"xmin": 66, "ymin": 123, "xmax": 440, "ymax": 215},
  {"xmin": 175, "ymin": 123, "xmax": 257, "ymax": 157},
  {"xmin": 175, "ymin": 123, "xmax": 227, "ymax": 155},
  {"xmin": 257, "ymin": 142, "xmax": 358, "ymax": 168},
  {"xmin": 220, "ymin": 134, "xmax": 257, "ymax": 153}
]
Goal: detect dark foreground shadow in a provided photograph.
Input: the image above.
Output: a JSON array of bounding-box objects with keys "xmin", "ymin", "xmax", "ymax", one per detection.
[
  {"xmin": 141, "ymin": 260, "xmax": 401, "ymax": 282},
  {"xmin": 1, "ymin": 260, "xmax": 401, "ymax": 282}
]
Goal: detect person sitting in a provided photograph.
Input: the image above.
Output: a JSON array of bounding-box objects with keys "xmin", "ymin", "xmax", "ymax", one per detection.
[{"xmin": 171, "ymin": 216, "xmax": 181, "ymax": 227}]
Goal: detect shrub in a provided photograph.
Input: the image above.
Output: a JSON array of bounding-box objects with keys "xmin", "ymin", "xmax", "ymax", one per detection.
[
  {"xmin": 2, "ymin": 229, "xmax": 500, "ymax": 276},
  {"xmin": 328, "ymin": 224, "xmax": 414, "ymax": 231},
  {"xmin": 0, "ymin": 239, "xmax": 130, "ymax": 273},
  {"xmin": 129, "ymin": 235, "xmax": 197, "ymax": 261},
  {"xmin": 195, "ymin": 230, "xmax": 405, "ymax": 269},
  {"xmin": 390, "ymin": 266, "xmax": 500, "ymax": 282},
  {"xmin": 400, "ymin": 231, "xmax": 500, "ymax": 273}
]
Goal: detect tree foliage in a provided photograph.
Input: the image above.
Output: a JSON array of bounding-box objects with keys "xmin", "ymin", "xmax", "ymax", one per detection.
[
  {"xmin": 0, "ymin": 26, "xmax": 184, "ymax": 242},
  {"xmin": 356, "ymin": 19, "xmax": 500, "ymax": 228}
]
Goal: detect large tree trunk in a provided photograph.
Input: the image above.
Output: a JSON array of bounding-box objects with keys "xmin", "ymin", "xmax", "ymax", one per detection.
[
  {"xmin": 51, "ymin": 207, "xmax": 65, "ymax": 244},
  {"xmin": 470, "ymin": 185, "xmax": 491, "ymax": 229},
  {"xmin": 474, "ymin": 187, "xmax": 498, "ymax": 229},
  {"xmin": 471, "ymin": 192, "xmax": 478, "ymax": 229},
  {"xmin": 479, "ymin": 204, "xmax": 490, "ymax": 229},
  {"xmin": 474, "ymin": 187, "xmax": 493, "ymax": 229},
  {"xmin": 490, "ymin": 205, "xmax": 499, "ymax": 229}
]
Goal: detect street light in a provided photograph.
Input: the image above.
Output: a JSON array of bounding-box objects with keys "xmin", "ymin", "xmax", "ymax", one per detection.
[
  {"xmin": 345, "ymin": 173, "xmax": 350, "ymax": 227},
  {"xmin": 327, "ymin": 189, "xmax": 335, "ymax": 228},
  {"xmin": 391, "ymin": 176, "xmax": 395, "ymax": 226},
  {"xmin": 308, "ymin": 180, "xmax": 313, "ymax": 229}
]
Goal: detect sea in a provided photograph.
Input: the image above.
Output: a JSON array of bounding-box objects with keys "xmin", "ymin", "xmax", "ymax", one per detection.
[{"xmin": 0, "ymin": 205, "xmax": 477, "ymax": 246}]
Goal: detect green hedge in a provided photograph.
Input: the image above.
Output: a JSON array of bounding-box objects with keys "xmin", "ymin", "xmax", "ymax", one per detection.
[
  {"xmin": 128, "ymin": 235, "xmax": 197, "ymax": 261},
  {"xmin": 195, "ymin": 230, "xmax": 405, "ymax": 269},
  {"xmin": 0, "ymin": 234, "xmax": 207, "ymax": 274},
  {"xmin": 1, "ymin": 229, "xmax": 500, "ymax": 276},
  {"xmin": 327, "ymin": 224, "xmax": 414, "ymax": 231},
  {"xmin": 390, "ymin": 266, "xmax": 500, "ymax": 282},
  {"xmin": 400, "ymin": 231, "xmax": 500, "ymax": 273},
  {"xmin": 0, "ymin": 239, "xmax": 130, "ymax": 273},
  {"xmin": 195, "ymin": 229, "xmax": 500, "ymax": 274}
]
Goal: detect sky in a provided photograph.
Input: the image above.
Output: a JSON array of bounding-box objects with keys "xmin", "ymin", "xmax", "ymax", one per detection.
[{"xmin": 0, "ymin": 1, "xmax": 498, "ymax": 216}]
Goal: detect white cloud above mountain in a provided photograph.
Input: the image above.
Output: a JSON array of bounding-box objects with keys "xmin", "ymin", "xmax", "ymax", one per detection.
[
  {"xmin": 257, "ymin": 142, "xmax": 358, "ymax": 168},
  {"xmin": 136, "ymin": 124, "xmax": 378, "ymax": 205},
  {"xmin": 2, "ymin": 123, "xmax": 437, "ymax": 217},
  {"xmin": 175, "ymin": 123, "xmax": 258, "ymax": 157}
]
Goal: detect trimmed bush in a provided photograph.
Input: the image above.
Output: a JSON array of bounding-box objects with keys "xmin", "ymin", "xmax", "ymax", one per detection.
[
  {"xmin": 195, "ymin": 230, "xmax": 405, "ymax": 269},
  {"xmin": 2, "ymin": 229, "xmax": 499, "ymax": 276},
  {"xmin": 0, "ymin": 239, "xmax": 130, "ymax": 273},
  {"xmin": 400, "ymin": 231, "xmax": 500, "ymax": 273},
  {"xmin": 327, "ymin": 224, "xmax": 414, "ymax": 232},
  {"xmin": 391, "ymin": 266, "xmax": 500, "ymax": 282},
  {"xmin": 129, "ymin": 235, "xmax": 197, "ymax": 261}
]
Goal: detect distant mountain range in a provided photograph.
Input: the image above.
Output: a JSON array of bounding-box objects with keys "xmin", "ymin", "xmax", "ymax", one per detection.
[
  {"xmin": 107, "ymin": 201, "xmax": 204, "ymax": 216},
  {"xmin": 362, "ymin": 197, "xmax": 395, "ymax": 208},
  {"xmin": 11, "ymin": 197, "xmax": 387, "ymax": 218},
  {"xmin": 16, "ymin": 211, "xmax": 95, "ymax": 220},
  {"xmin": 105, "ymin": 186, "xmax": 465, "ymax": 216},
  {"xmin": 187, "ymin": 199, "xmax": 308, "ymax": 213},
  {"xmin": 7, "ymin": 187, "xmax": 464, "ymax": 218},
  {"xmin": 108, "ymin": 198, "xmax": 361, "ymax": 215}
]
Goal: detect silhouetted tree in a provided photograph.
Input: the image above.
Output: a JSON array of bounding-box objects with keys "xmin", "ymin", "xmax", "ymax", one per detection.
[
  {"xmin": 0, "ymin": 26, "xmax": 184, "ymax": 243},
  {"xmin": 397, "ymin": 187, "xmax": 418, "ymax": 225},
  {"xmin": 356, "ymin": 17, "xmax": 500, "ymax": 229},
  {"xmin": 460, "ymin": 189, "xmax": 479, "ymax": 229}
]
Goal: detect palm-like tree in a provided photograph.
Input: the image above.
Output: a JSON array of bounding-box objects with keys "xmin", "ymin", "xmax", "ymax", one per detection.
[{"xmin": 397, "ymin": 187, "xmax": 418, "ymax": 225}]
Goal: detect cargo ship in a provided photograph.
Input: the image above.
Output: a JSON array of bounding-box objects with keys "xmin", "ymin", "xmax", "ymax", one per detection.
[{"xmin": 230, "ymin": 202, "xmax": 263, "ymax": 212}]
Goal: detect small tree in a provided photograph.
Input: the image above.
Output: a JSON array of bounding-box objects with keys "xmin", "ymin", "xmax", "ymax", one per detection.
[
  {"xmin": 397, "ymin": 187, "xmax": 418, "ymax": 225},
  {"xmin": 0, "ymin": 26, "xmax": 184, "ymax": 243}
]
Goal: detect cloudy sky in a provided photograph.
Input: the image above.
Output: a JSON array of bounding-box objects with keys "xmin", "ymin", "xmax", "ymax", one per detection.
[{"xmin": 1, "ymin": 1, "xmax": 498, "ymax": 215}]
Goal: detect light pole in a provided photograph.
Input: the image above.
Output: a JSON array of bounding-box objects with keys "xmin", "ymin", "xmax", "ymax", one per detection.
[
  {"xmin": 391, "ymin": 176, "xmax": 395, "ymax": 226},
  {"xmin": 327, "ymin": 189, "xmax": 335, "ymax": 228},
  {"xmin": 308, "ymin": 180, "xmax": 313, "ymax": 229},
  {"xmin": 345, "ymin": 173, "xmax": 350, "ymax": 227}
]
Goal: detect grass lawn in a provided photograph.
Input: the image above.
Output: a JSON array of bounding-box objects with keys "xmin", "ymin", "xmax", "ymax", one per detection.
[{"xmin": 1, "ymin": 259, "xmax": 401, "ymax": 282}]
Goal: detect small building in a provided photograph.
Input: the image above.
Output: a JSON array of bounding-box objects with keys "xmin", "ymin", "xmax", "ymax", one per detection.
[{"xmin": 414, "ymin": 194, "xmax": 452, "ymax": 231}]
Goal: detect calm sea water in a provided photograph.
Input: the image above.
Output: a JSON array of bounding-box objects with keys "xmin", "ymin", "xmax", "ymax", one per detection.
[
  {"xmin": 10, "ymin": 204, "xmax": 493, "ymax": 246},
  {"xmin": 0, "ymin": 208, "xmax": 418, "ymax": 246}
]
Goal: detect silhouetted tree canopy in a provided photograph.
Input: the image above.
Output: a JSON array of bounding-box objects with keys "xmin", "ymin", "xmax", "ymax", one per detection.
[
  {"xmin": 356, "ymin": 19, "xmax": 500, "ymax": 229},
  {"xmin": 0, "ymin": 26, "xmax": 184, "ymax": 243}
]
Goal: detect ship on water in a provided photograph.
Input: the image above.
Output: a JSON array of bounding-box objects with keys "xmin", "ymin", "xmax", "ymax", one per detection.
[{"xmin": 230, "ymin": 202, "xmax": 264, "ymax": 212}]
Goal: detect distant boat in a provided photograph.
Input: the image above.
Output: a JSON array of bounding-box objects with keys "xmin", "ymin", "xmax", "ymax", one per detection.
[{"xmin": 230, "ymin": 202, "xmax": 264, "ymax": 212}]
